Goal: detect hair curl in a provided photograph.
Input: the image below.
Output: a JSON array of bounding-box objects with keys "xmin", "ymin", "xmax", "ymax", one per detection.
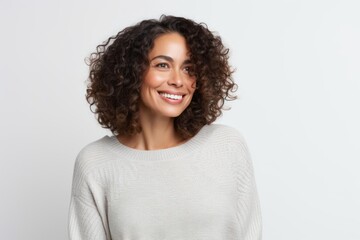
[{"xmin": 86, "ymin": 15, "xmax": 237, "ymax": 139}]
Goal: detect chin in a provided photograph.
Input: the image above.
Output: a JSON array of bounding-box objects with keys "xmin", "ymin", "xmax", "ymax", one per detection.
[{"xmin": 161, "ymin": 111, "xmax": 184, "ymax": 118}]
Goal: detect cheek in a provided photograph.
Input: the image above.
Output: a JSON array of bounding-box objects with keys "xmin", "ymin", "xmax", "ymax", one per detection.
[
  {"xmin": 188, "ymin": 79, "xmax": 197, "ymax": 94},
  {"xmin": 191, "ymin": 80, "xmax": 196, "ymax": 90},
  {"xmin": 143, "ymin": 71, "xmax": 167, "ymax": 88}
]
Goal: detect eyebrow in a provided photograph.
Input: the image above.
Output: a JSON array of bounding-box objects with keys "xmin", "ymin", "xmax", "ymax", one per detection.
[{"xmin": 150, "ymin": 55, "xmax": 192, "ymax": 64}]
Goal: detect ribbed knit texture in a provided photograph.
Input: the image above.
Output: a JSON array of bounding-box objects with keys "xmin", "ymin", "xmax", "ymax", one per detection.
[{"xmin": 68, "ymin": 124, "xmax": 262, "ymax": 240}]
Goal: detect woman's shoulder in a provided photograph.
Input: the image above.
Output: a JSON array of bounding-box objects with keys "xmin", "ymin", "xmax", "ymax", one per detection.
[
  {"xmin": 199, "ymin": 124, "xmax": 252, "ymax": 165},
  {"xmin": 204, "ymin": 124, "xmax": 247, "ymax": 143},
  {"xmin": 72, "ymin": 135, "xmax": 114, "ymax": 176},
  {"xmin": 76, "ymin": 136, "xmax": 112, "ymax": 158}
]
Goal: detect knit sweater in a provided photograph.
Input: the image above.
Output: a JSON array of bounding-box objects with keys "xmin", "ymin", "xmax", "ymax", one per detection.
[{"xmin": 68, "ymin": 124, "xmax": 262, "ymax": 240}]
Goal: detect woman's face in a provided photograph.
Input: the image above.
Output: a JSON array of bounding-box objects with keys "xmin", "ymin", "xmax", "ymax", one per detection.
[{"xmin": 139, "ymin": 32, "xmax": 196, "ymax": 119}]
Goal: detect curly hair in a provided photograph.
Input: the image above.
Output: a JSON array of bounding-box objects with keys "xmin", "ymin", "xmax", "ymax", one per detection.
[{"xmin": 86, "ymin": 15, "xmax": 237, "ymax": 139}]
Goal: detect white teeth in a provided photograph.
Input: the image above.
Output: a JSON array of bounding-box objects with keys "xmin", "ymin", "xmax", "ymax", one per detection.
[{"xmin": 160, "ymin": 92, "xmax": 183, "ymax": 100}]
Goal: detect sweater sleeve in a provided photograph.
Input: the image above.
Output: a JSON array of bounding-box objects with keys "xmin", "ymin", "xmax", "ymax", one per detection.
[
  {"xmin": 68, "ymin": 151, "xmax": 110, "ymax": 240},
  {"xmin": 231, "ymin": 132, "xmax": 262, "ymax": 240}
]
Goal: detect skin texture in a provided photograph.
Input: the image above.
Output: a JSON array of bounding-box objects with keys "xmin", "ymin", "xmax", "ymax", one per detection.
[
  {"xmin": 118, "ymin": 33, "xmax": 196, "ymax": 150},
  {"xmin": 140, "ymin": 33, "xmax": 196, "ymax": 119}
]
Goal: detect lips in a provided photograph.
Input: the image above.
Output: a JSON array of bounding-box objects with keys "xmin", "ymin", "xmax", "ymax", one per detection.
[
  {"xmin": 158, "ymin": 91, "xmax": 185, "ymax": 100},
  {"xmin": 159, "ymin": 92, "xmax": 183, "ymax": 100}
]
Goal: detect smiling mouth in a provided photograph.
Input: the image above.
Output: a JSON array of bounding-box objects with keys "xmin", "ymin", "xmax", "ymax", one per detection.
[{"xmin": 158, "ymin": 92, "xmax": 184, "ymax": 100}]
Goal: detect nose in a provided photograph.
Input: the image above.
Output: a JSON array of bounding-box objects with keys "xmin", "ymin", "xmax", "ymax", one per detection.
[{"xmin": 167, "ymin": 69, "xmax": 183, "ymax": 87}]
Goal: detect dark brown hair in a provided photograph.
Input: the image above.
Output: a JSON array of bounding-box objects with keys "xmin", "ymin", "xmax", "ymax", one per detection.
[{"xmin": 86, "ymin": 15, "xmax": 237, "ymax": 139}]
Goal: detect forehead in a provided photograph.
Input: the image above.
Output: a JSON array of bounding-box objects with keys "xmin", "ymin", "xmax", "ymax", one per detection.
[{"xmin": 148, "ymin": 33, "xmax": 190, "ymax": 58}]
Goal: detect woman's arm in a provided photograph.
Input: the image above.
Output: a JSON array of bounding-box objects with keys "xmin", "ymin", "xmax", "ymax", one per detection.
[
  {"xmin": 231, "ymin": 131, "xmax": 262, "ymax": 240},
  {"xmin": 68, "ymin": 151, "xmax": 110, "ymax": 240}
]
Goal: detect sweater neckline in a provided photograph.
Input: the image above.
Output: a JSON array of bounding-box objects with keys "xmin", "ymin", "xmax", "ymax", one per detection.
[{"xmin": 105, "ymin": 125, "xmax": 210, "ymax": 161}]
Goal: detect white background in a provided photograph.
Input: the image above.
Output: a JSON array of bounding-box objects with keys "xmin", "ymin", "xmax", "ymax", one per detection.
[{"xmin": 1, "ymin": 0, "xmax": 359, "ymax": 239}]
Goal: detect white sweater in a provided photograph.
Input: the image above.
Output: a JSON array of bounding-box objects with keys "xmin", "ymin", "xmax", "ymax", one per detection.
[{"xmin": 68, "ymin": 124, "xmax": 262, "ymax": 240}]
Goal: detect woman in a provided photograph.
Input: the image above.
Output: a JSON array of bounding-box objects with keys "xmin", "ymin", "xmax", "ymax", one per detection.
[{"xmin": 68, "ymin": 15, "xmax": 262, "ymax": 240}]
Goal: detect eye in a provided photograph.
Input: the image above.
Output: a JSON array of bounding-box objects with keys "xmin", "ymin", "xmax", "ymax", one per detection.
[
  {"xmin": 183, "ymin": 65, "xmax": 195, "ymax": 75},
  {"xmin": 155, "ymin": 63, "xmax": 170, "ymax": 68}
]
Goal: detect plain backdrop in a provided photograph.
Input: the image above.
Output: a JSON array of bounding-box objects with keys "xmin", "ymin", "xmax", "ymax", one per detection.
[{"xmin": 1, "ymin": 0, "xmax": 359, "ymax": 239}]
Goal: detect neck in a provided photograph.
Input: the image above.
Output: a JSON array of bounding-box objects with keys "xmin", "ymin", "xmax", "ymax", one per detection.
[{"xmin": 117, "ymin": 109, "xmax": 184, "ymax": 151}]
